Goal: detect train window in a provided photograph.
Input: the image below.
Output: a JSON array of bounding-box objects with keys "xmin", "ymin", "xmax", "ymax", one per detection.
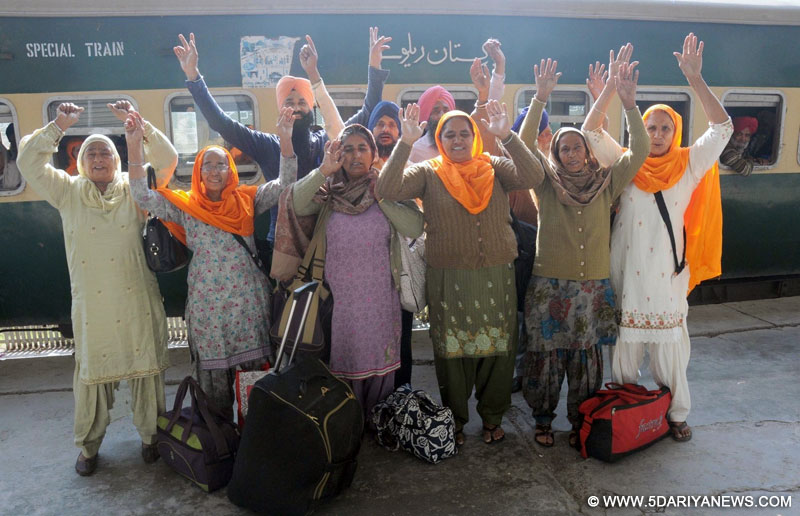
[
  {"xmin": 722, "ymin": 91, "xmax": 784, "ymax": 169},
  {"xmin": 166, "ymin": 92, "xmax": 261, "ymax": 184},
  {"xmin": 0, "ymin": 99, "xmax": 23, "ymax": 196},
  {"xmin": 45, "ymin": 96, "xmax": 138, "ymax": 176},
  {"xmin": 313, "ymin": 88, "xmax": 366, "ymax": 128},
  {"xmin": 622, "ymin": 91, "xmax": 692, "ymax": 147},
  {"xmin": 514, "ymin": 88, "xmax": 590, "ymax": 130},
  {"xmin": 397, "ymin": 87, "xmax": 479, "ymax": 116}
]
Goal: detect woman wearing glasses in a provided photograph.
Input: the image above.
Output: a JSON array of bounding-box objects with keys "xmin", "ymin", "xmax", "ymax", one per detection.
[{"xmin": 129, "ymin": 108, "xmax": 297, "ymax": 418}]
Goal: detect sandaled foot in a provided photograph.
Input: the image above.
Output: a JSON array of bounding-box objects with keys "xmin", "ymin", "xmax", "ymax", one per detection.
[
  {"xmin": 534, "ymin": 424, "xmax": 554, "ymax": 447},
  {"xmin": 568, "ymin": 430, "xmax": 580, "ymax": 450},
  {"xmin": 669, "ymin": 421, "xmax": 692, "ymax": 442},
  {"xmin": 75, "ymin": 452, "xmax": 98, "ymax": 476},
  {"xmin": 141, "ymin": 442, "xmax": 160, "ymax": 464},
  {"xmin": 455, "ymin": 430, "xmax": 466, "ymax": 447},
  {"xmin": 482, "ymin": 423, "xmax": 505, "ymax": 444}
]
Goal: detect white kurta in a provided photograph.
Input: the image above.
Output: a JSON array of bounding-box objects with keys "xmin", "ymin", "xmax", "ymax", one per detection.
[{"xmin": 585, "ymin": 119, "xmax": 733, "ymax": 344}]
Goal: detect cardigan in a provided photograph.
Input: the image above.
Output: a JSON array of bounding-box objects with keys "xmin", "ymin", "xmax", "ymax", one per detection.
[{"xmin": 518, "ymin": 98, "xmax": 650, "ymax": 281}]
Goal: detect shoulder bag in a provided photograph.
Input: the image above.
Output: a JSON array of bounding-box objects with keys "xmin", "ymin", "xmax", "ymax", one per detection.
[
  {"xmin": 397, "ymin": 232, "xmax": 427, "ymax": 313},
  {"xmin": 142, "ymin": 166, "xmax": 189, "ymax": 273}
]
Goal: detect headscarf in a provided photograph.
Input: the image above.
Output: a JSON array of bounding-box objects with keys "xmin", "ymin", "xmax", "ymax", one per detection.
[
  {"xmin": 65, "ymin": 139, "xmax": 82, "ymax": 176},
  {"xmin": 428, "ymin": 111, "xmax": 494, "ymax": 214},
  {"xmin": 275, "ymin": 76, "xmax": 314, "ymax": 110},
  {"xmin": 75, "ymin": 134, "xmax": 127, "ymax": 209},
  {"xmin": 156, "ymin": 145, "xmax": 258, "ymax": 245},
  {"xmin": 545, "ymin": 127, "xmax": 611, "ymax": 207},
  {"xmin": 272, "ymin": 125, "xmax": 380, "ymax": 280},
  {"xmin": 368, "ymin": 101, "xmax": 402, "ymax": 137},
  {"xmin": 511, "ymin": 106, "xmax": 549, "ymax": 135},
  {"xmin": 634, "ymin": 104, "xmax": 722, "ymax": 292},
  {"xmin": 418, "ymin": 85, "xmax": 455, "ymax": 124},
  {"xmin": 732, "ymin": 116, "xmax": 758, "ymax": 135}
]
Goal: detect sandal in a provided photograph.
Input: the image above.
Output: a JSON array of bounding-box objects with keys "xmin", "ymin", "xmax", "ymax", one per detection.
[
  {"xmin": 482, "ymin": 423, "xmax": 505, "ymax": 444},
  {"xmin": 669, "ymin": 421, "xmax": 693, "ymax": 442},
  {"xmin": 568, "ymin": 430, "xmax": 579, "ymax": 450},
  {"xmin": 534, "ymin": 424, "xmax": 554, "ymax": 447},
  {"xmin": 455, "ymin": 429, "xmax": 466, "ymax": 447}
]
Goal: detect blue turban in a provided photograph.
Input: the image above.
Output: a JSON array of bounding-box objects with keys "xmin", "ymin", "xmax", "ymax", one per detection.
[
  {"xmin": 511, "ymin": 106, "xmax": 549, "ymax": 135},
  {"xmin": 367, "ymin": 101, "xmax": 402, "ymax": 137}
]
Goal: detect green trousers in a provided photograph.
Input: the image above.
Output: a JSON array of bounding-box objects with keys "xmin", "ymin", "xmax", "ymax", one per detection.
[{"xmin": 72, "ymin": 363, "xmax": 165, "ymax": 458}]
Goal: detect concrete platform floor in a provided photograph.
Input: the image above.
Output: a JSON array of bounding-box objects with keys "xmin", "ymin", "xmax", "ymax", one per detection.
[{"xmin": 1, "ymin": 296, "xmax": 798, "ymax": 515}]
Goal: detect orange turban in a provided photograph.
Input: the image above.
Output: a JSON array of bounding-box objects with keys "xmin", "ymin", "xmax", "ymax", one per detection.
[{"xmin": 275, "ymin": 75, "xmax": 314, "ymax": 110}]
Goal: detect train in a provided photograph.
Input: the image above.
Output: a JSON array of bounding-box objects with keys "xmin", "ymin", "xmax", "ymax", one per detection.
[{"xmin": 1, "ymin": 0, "xmax": 799, "ymax": 338}]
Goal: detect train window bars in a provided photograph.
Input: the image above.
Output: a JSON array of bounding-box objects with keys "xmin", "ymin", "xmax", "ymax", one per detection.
[
  {"xmin": 313, "ymin": 88, "xmax": 367, "ymax": 129},
  {"xmin": 514, "ymin": 88, "xmax": 591, "ymax": 131},
  {"xmin": 0, "ymin": 99, "xmax": 23, "ymax": 196},
  {"xmin": 44, "ymin": 96, "xmax": 139, "ymax": 177},
  {"xmin": 622, "ymin": 91, "xmax": 693, "ymax": 148},
  {"xmin": 721, "ymin": 91, "xmax": 785, "ymax": 170},
  {"xmin": 165, "ymin": 92, "xmax": 261, "ymax": 185}
]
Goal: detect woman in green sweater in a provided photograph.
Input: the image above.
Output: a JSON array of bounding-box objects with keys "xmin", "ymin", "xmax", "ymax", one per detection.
[
  {"xmin": 377, "ymin": 101, "xmax": 544, "ymax": 445},
  {"xmin": 518, "ymin": 55, "xmax": 649, "ymax": 448}
]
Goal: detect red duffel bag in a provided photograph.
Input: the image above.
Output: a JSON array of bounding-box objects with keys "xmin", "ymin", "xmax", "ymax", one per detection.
[{"xmin": 578, "ymin": 383, "xmax": 672, "ymax": 462}]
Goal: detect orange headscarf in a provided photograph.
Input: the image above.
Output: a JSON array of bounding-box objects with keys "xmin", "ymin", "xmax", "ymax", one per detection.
[
  {"xmin": 156, "ymin": 146, "xmax": 258, "ymax": 245},
  {"xmin": 429, "ymin": 111, "xmax": 494, "ymax": 214},
  {"xmin": 65, "ymin": 139, "xmax": 82, "ymax": 176},
  {"xmin": 635, "ymin": 104, "xmax": 722, "ymax": 293}
]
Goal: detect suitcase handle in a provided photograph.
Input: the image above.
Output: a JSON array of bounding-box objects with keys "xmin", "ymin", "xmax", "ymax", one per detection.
[{"xmin": 273, "ymin": 281, "xmax": 320, "ymax": 373}]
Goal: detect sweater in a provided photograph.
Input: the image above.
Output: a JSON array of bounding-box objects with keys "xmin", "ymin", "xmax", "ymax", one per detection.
[
  {"xmin": 518, "ymin": 98, "xmax": 649, "ymax": 281},
  {"xmin": 376, "ymin": 132, "xmax": 544, "ymax": 269}
]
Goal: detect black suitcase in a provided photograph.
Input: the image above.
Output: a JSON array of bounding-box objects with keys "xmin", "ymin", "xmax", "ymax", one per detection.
[{"xmin": 227, "ymin": 281, "xmax": 364, "ymax": 515}]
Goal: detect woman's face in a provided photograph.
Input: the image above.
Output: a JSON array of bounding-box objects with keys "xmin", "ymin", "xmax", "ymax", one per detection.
[
  {"xmin": 646, "ymin": 110, "xmax": 675, "ymax": 157},
  {"xmin": 200, "ymin": 148, "xmax": 230, "ymax": 198},
  {"xmin": 341, "ymin": 133, "xmax": 375, "ymax": 179},
  {"xmin": 439, "ymin": 117, "xmax": 474, "ymax": 163},
  {"xmin": 556, "ymin": 132, "xmax": 588, "ymax": 173},
  {"xmin": 82, "ymin": 141, "xmax": 117, "ymax": 184}
]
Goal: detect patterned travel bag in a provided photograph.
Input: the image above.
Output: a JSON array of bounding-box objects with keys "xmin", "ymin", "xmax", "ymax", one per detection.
[
  {"xmin": 227, "ymin": 282, "xmax": 364, "ymax": 515},
  {"xmin": 578, "ymin": 383, "xmax": 672, "ymax": 462},
  {"xmin": 156, "ymin": 376, "xmax": 240, "ymax": 492}
]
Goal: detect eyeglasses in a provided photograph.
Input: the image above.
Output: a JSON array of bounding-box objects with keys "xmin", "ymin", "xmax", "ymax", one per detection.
[{"xmin": 201, "ymin": 163, "xmax": 229, "ymax": 173}]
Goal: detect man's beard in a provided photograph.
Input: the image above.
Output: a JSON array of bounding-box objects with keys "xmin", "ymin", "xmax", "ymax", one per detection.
[
  {"xmin": 376, "ymin": 137, "xmax": 397, "ymax": 159},
  {"xmin": 426, "ymin": 116, "xmax": 442, "ymax": 145},
  {"xmin": 292, "ymin": 110, "xmax": 314, "ymax": 133}
]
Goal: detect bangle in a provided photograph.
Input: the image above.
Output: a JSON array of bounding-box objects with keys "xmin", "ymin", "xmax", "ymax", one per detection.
[
  {"xmin": 475, "ymin": 99, "xmax": 489, "ymax": 109},
  {"xmin": 127, "ymin": 162, "xmax": 146, "ymax": 167},
  {"xmin": 592, "ymin": 106, "xmax": 606, "ymax": 116},
  {"xmin": 500, "ymin": 133, "xmax": 514, "ymax": 145}
]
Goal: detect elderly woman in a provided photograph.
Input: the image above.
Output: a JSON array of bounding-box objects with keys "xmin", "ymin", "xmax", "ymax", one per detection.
[
  {"xmin": 377, "ymin": 100, "xmax": 544, "ymax": 445},
  {"xmin": 16, "ymin": 102, "xmax": 175, "ymax": 476},
  {"xmin": 128, "ymin": 107, "xmax": 297, "ymax": 420},
  {"xmin": 518, "ymin": 56, "xmax": 649, "ymax": 448},
  {"xmin": 582, "ymin": 34, "xmax": 732, "ymax": 442},
  {"xmin": 278, "ymin": 124, "xmax": 423, "ymax": 422}
]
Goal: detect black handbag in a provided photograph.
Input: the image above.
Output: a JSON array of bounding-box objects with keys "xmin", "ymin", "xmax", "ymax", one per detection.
[
  {"xmin": 510, "ymin": 210, "xmax": 538, "ymax": 312},
  {"xmin": 142, "ymin": 166, "xmax": 189, "ymax": 273}
]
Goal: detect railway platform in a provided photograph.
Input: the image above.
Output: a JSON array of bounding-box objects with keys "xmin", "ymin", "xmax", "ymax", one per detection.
[{"xmin": 1, "ymin": 296, "xmax": 798, "ymax": 515}]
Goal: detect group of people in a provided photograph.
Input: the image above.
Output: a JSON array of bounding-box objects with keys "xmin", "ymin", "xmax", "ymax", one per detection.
[{"xmin": 16, "ymin": 28, "xmax": 735, "ymax": 476}]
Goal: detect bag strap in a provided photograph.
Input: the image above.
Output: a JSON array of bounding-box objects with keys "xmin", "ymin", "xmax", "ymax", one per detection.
[
  {"xmin": 232, "ymin": 234, "xmax": 268, "ymax": 276},
  {"xmin": 654, "ymin": 191, "xmax": 686, "ymax": 276},
  {"xmin": 185, "ymin": 377, "xmax": 232, "ymax": 458},
  {"xmin": 295, "ymin": 203, "xmax": 331, "ymax": 297},
  {"xmin": 165, "ymin": 376, "xmax": 192, "ymax": 432}
]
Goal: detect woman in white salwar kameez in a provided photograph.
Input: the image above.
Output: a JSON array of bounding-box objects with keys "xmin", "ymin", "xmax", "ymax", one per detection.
[{"xmin": 582, "ymin": 33, "xmax": 732, "ymax": 442}]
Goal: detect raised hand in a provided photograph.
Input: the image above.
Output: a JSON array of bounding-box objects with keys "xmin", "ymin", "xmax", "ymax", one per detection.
[
  {"xmin": 609, "ymin": 43, "xmax": 634, "ymax": 81},
  {"xmin": 534, "ymin": 58, "xmax": 561, "ymax": 102},
  {"xmin": 674, "ymin": 32, "xmax": 703, "ymax": 81},
  {"xmin": 479, "ymin": 100, "xmax": 511, "ymax": 140},
  {"xmin": 107, "ymin": 100, "xmax": 135, "ymax": 123},
  {"xmin": 470, "ymin": 57, "xmax": 491, "ymax": 97},
  {"xmin": 482, "ymin": 38, "xmax": 505, "ymax": 75},
  {"xmin": 399, "ymin": 104, "xmax": 427, "ymax": 145},
  {"xmin": 174, "ymin": 33, "xmax": 200, "ymax": 81},
  {"xmin": 319, "ymin": 140, "xmax": 343, "ymax": 177},
  {"xmin": 124, "ymin": 111, "xmax": 146, "ymax": 145},
  {"xmin": 586, "ymin": 61, "xmax": 608, "ymax": 101},
  {"xmin": 615, "ymin": 62, "xmax": 639, "ymax": 110},
  {"xmin": 275, "ymin": 106, "xmax": 294, "ymax": 141},
  {"xmin": 299, "ymin": 35, "xmax": 320, "ymax": 81},
  {"xmin": 54, "ymin": 103, "xmax": 84, "ymax": 132},
  {"xmin": 369, "ymin": 26, "xmax": 391, "ymax": 69}
]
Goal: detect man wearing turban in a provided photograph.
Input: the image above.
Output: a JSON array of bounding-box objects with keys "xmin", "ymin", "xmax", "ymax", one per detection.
[{"xmin": 720, "ymin": 116, "xmax": 760, "ymax": 176}]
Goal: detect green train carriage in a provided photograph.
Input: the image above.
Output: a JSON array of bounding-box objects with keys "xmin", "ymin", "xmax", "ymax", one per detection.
[{"xmin": 0, "ymin": 0, "xmax": 798, "ymax": 335}]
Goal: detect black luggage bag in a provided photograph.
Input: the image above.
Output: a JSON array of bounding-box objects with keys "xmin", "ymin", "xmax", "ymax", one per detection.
[{"xmin": 227, "ymin": 281, "xmax": 364, "ymax": 515}]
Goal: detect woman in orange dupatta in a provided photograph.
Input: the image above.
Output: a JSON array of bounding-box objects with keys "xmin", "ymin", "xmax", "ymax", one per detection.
[
  {"xmin": 128, "ymin": 108, "xmax": 297, "ymax": 419},
  {"xmin": 582, "ymin": 34, "xmax": 733, "ymax": 442},
  {"xmin": 377, "ymin": 101, "xmax": 544, "ymax": 445}
]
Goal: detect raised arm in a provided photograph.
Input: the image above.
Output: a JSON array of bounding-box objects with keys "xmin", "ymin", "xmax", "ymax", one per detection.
[
  {"xmin": 256, "ymin": 107, "xmax": 298, "ymax": 213},
  {"xmin": 480, "ymin": 100, "xmax": 545, "ymax": 190},
  {"xmin": 470, "ymin": 57, "xmax": 498, "ymax": 155},
  {"xmin": 376, "ymin": 104, "xmax": 429, "ymax": 201},
  {"xmin": 675, "ymin": 33, "xmax": 728, "ymax": 125},
  {"xmin": 484, "ymin": 39, "xmax": 506, "ymax": 101},
  {"xmin": 518, "ymin": 58, "xmax": 560, "ymax": 154},
  {"xmin": 582, "ymin": 43, "xmax": 634, "ymax": 132},
  {"xmin": 16, "ymin": 103, "xmax": 82, "ymax": 209},
  {"xmin": 344, "ymin": 27, "xmax": 391, "ymax": 127},
  {"xmin": 608, "ymin": 62, "xmax": 650, "ymax": 198},
  {"xmin": 175, "ymin": 33, "xmax": 278, "ymax": 167},
  {"xmin": 301, "ymin": 34, "xmax": 344, "ymax": 140}
]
